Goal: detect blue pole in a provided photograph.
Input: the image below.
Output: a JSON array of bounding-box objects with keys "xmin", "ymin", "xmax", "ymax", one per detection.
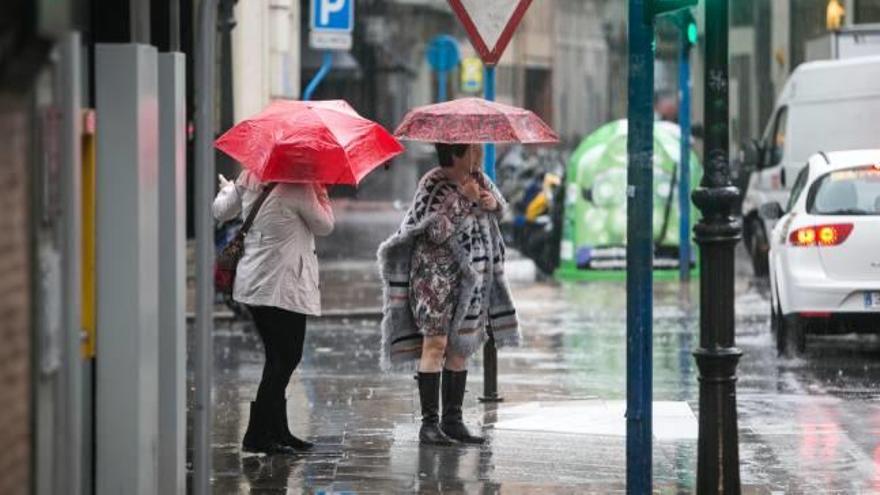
[
  {"xmin": 303, "ymin": 51, "xmax": 333, "ymax": 101},
  {"xmin": 678, "ymin": 31, "xmax": 692, "ymax": 282},
  {"xmin": 483, "ymin": 64, "xmax": 496, "ymax": 181},
  {"xmin": 437, "ymin": 70, "xmax": 448, "ymax": 102},
  {"xmin": 480, "ymin": 62, "xmax": 500, "ymax": 403},
  {"xmin": 626, "ymin": 0, "xmax": 653, "ymax": 492}
]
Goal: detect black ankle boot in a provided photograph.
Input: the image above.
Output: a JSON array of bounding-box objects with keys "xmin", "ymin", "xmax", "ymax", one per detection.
[
  {"xmin": 274, "ymin": 399, "xmax": 314, "ymax": 451},
  {"xmin": 418, "ymin": 372, "xmax": 456, "ymax": 446},
  {"xmin": 440, "ymin": 369, "xmax": 485, "ymax": 445},
  {"xmin": 242, "ymin": 401, "xmax": 297, "ymax": 455}
]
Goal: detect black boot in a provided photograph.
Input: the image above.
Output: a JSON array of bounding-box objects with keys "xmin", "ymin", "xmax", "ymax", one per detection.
[
  {"xmin": 418, "ymin": 372, "xmax": 456, "ymax": 446},
  {"xmin": 440, "ymin": 369, "xmax": 485, "ymax": 445},
  {"xmin": 274, "ymin": 399, "xmax": 314, "ymax": 451},
  {"xmin": 242, "ymin": 401, "xmax": 296, "ymax": 455}
]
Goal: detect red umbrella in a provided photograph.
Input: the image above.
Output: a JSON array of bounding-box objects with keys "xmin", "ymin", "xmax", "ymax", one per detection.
[
  {"xmin": 394, "ymin": 97, "xmax": 559, "ymax": 144},
  {"xmin": 215, "ymin": 100, "xmax": 404, "ymax": 185}
]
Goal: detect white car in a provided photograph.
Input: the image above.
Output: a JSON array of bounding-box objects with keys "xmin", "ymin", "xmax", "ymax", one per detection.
[
  {"xmin": 741, "ymin": 56, "xmax": 880, "ymax": 277},
  {"xmin": 763, "ymin": 150, "xmax": 880, "ymax": 356}
]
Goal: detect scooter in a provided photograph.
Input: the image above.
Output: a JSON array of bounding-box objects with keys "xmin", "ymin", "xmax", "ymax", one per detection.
[{"xmin": 497, "ymin": 147, "xmax": 566, "ymax": 275}]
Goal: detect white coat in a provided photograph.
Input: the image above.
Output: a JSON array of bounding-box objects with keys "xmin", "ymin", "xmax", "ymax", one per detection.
[{"xmin": 212, "ymin": 171, "xmax": 335, "ymax": 316}]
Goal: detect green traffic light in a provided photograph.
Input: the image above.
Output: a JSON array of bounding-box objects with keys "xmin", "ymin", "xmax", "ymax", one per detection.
[{"xmin": 687, "ymin": 22, "xmax": 698, "ymax": 44}]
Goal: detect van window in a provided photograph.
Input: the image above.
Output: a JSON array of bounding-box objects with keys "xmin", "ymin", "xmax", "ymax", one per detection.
[
  {"xmin": 768, "ymin": 107, "xmax": 788, "ymax": 166},
  {"xmin": 786, "ymin": 165, "xmax": 809, "ymax": 212}
]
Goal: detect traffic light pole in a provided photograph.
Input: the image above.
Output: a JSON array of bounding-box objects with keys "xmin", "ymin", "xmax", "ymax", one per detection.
[
  {"xmin": 693, "ymin": 0, "xmax": 743, "ymax": 492},
  {"xmin": 626, "ymin": 0, "xmax": 654, "ymax": 492},
  {"xmin": 678, "ymin": 15, "xmax": 693, "ymax": 282}
]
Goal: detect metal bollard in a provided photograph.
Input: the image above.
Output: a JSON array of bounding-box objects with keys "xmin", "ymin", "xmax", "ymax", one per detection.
[{"xmin": 479, "ymin": 334, "xmax": 503, "ymax": 403}]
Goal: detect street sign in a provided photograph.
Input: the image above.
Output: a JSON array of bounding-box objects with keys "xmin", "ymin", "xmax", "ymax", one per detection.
[
  {"xmin": 310, "ymin": 0, "xmax": 354, "ymax": 51},
  {"xmin": 447, "ymin": 0, "xmax": 534, "ymax": 66},
  {"xmin": 426, "ymin": 35, "xmax": 461, "ymax": 102},
  {"xmin": 460, "ymin": 57, "xmax": 484, "ymax": 93},
  {"xmin": 426, "ymin": 35, "xmax": 461, "ymax": 72}
]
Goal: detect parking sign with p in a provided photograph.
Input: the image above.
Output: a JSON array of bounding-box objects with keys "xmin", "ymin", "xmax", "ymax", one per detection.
[
  {"xmin": 310, "ymin": 0, "xmax": 354, "ymax": 50},
  {"xmin": 311, "ymin": 0, "xmax": 354, "ymax": 31}
]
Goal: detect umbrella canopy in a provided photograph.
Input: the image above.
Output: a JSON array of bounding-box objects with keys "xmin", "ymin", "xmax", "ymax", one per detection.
[
  {"xmin": 394, "ymin": 97, "xmax": 559, "ymax": 144},
  {"xmin": 215, "ymin": 100, "xmax": 404, "ymax": 185}
]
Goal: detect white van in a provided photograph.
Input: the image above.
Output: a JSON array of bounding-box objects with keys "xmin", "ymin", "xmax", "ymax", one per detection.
[{"xmin": 741, "ymin": 56, "xmax": 880, "ymax": 276}]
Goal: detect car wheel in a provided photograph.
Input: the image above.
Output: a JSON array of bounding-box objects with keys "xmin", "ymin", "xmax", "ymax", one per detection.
[
  {"xmin": 783, "ymin": 314, "xmax": 806, "ymax": 357},
  {"xmin": 749, "ymin": 219, "xmax": 770, "ymax": 277}
]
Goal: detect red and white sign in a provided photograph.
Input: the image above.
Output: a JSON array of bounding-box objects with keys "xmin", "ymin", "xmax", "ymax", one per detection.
[{"xmin": 447, "ymin": 0, "xmax": 534, "ymax": 66}]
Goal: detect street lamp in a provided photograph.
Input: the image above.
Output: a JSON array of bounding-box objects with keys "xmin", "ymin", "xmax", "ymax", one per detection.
[{"xmin": 693, "ymin": 0, "xmax": 743, "ymax": 493}]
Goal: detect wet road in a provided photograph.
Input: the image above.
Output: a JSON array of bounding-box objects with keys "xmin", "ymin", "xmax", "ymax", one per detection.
[{"xmin": 194, "ymin": 248, "xmax": 880, "ymax": 494}]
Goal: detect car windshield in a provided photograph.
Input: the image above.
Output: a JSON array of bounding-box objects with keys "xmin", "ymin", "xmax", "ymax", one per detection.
[{"xmin": 808, "ymin": 165, "xmax": 880, "ymax": 216}]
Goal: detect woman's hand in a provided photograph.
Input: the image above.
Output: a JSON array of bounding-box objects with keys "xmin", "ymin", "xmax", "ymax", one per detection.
[
  {"xmin": 461, "ymin": 178, "xmax": 481, "ymax": 203},
  {"xmin": 312, "ymin": 183, "xmax": 330, "ymax": 203},
  {"xmin": 218, "ymin": 173, "xmax": 233, "ymax": 190},
  {"xmin": 479, "ymin": 189, "xmax": 498, "ymax": 211}
]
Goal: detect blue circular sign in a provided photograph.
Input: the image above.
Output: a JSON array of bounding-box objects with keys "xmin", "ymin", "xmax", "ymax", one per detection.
[{"xmin": 426, "ymin": 35, "xmax": 461, "ymax": 72}]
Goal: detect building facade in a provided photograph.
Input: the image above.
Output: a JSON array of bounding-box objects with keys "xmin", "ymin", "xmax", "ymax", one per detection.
[{"xmin": 731, "ymin": 0, "xmax": 880, "ymax": 149}]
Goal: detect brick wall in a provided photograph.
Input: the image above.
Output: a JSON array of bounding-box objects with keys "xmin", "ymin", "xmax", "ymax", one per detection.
[{"xmin": 0, "ymin": 96, "xmax": 33, "ymax": 495}]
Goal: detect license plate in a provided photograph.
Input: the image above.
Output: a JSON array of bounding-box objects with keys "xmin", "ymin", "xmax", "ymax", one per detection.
[{"xmin": 865, "ymin": 292, "xmax": 880, "ymax": 309}]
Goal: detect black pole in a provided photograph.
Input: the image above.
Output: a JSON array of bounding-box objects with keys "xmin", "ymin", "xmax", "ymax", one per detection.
[
  {"xmin": 218, "ymin": 0, "xmax": 236, "ymax": 132},
  {"xmin": 217, "ymin": 0, "xmax": 237, "ymax": 179},
  {"xmin": 479, "ymin": 334, "xmax": 502, "ymax": 402},
  {"xmin": 693, "ymin": 0, "xmax": 743, "ymax": 493},
  {"xmin": 151, "ymin": 0, "xmax": 181, "ymax": 52}
]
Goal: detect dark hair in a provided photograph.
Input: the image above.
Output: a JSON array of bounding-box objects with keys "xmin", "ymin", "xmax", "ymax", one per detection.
[{"xmin": 435, "ymin": 143, "xmax": 470, "ymax": 168}]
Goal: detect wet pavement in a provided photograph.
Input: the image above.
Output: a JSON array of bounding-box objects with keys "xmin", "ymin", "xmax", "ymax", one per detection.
[{"xmin": 191, "ymin": 209, "xmax": 880, "ymax": 494}]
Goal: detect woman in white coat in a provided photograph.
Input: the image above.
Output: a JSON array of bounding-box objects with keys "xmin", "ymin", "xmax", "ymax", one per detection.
[{"xmin": 213, "ymin": 170, "xmax": 334, "ymax": 455}]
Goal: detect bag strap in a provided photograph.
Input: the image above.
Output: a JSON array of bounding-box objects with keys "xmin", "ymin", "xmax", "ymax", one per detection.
[{"xmin": 240, "ymin": 183, "xmax": 278, "ymax": 236}]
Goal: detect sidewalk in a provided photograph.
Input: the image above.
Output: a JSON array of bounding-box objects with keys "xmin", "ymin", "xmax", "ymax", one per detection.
[
  {"xmin": 194, "ymin": 206, "xmax": 880, "ymax": 494},
  {"xmin": 204, "ymin": 259, "xmax": 711, "ymax": 494}
]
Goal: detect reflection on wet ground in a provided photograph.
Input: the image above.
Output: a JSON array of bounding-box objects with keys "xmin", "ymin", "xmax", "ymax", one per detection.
[{"xmin": 194, "ymin": 253, "xmax": 880, "ymax": 494}]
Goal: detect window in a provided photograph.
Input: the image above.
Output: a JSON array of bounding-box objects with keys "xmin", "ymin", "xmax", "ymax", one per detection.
[
  {"xmin": 786, "ymin": 165, "xmax": 809, "ymax": 212},
  {"xmin": 807, "ymin": 166, "xmax": 880, "ymax": 216},
  {"xmin": 856, "ymin": 0, "xmax": 880, "ymax": 23},
  {"xmin": 766, "ymin": 107, "xmax": 788, "ymax": 167}
]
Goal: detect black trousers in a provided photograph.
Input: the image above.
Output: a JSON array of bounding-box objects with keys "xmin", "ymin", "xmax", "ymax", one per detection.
[{"xmin": 248, "ymin": 306, "xmax": 307, "ymax": 407}]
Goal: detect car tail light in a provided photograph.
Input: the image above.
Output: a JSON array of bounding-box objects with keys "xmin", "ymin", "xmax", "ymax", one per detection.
[{"xmin": 788, "ymin": 223, "xmax": 853, "ymax": 247}]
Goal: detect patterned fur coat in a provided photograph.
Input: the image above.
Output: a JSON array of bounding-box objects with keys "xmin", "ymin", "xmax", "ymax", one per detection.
[{"xmin": 377, "ymin": 167, "xmax": 520, "ymax": 370}]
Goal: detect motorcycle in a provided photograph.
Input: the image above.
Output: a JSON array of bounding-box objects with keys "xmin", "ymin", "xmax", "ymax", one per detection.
[{"xmin": 497, "ymin": 146, "xmax": 567, "ymax": 275}]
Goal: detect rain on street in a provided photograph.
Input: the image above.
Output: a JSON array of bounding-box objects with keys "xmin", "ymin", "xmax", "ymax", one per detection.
[{"xmin": 197, "ymin": 212, "xmax": 880, "ymax": 494}]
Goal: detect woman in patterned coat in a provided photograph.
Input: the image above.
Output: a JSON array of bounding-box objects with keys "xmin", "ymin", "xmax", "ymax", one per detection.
[{"xmin": 377, "ymin": 143, "xmax": 520, "ymax": 446}]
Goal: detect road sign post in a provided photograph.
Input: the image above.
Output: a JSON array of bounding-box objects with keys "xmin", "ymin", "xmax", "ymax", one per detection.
[
  {"xmin": 306, "ymin": 0, "xmax": 354, "ymax": 100},
  {"xmin": 426, "ymin": 35, "xmax": 461, "ymax": 103},
  {"xmin": 447, "ymin": 0, "xmax": 534, "ymax": 402},
  {"xmin": 483, "ymin": 65, "xmax": 497, "ymax": 181},
  {"xmin": 627, "ymin": 1, "xmax": 697, "ymax": 492},
  {"xmin": 626, "ymin": 1, "xmax": 655, "ymax": 492}
]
